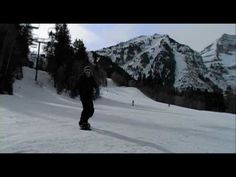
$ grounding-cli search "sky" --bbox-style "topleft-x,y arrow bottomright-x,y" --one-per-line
31,24 -> 236,53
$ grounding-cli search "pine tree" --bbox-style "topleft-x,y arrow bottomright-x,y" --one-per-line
146,70 -> 153,88
45,31 -> 56,76
45,24 -> 73,91
18,24 -> 33,66
142,74 -> 146,86
73,39 -> 89,64
0,24 -> 33,94
54,24 -> 72,67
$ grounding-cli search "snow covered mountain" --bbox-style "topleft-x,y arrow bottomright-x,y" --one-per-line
96,34 -> 218,92
201,34 -> 236,92
0,67 -> 235,153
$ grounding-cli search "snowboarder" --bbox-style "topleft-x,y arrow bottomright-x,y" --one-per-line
76,65 -> 98,130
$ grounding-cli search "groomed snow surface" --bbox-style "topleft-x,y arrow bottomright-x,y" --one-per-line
0,67 -> 235,153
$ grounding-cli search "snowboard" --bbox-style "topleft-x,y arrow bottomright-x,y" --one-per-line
79,123 -> 92,131
80,126 -> 92,131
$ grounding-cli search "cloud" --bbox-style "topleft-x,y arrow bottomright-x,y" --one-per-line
68,24 -> 101,44
32,24 -> 102,50
100,24 -> 137,44
32,24 -> 236,52
69,24 -> 138,50
154,24 -> 236,51
31,24 -> 53,39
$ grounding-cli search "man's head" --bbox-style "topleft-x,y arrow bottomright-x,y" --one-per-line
83,66 -> 92,78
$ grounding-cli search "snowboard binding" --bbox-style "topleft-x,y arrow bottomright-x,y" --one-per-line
79,122 -> 91,130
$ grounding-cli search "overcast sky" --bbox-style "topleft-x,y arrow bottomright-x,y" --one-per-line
32,24 -> 236,52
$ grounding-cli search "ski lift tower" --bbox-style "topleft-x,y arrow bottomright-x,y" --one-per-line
31,25 -> 53,81
33,37 -> 49,81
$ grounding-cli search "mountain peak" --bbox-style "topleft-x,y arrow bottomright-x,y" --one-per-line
221,33 -> 236,39
96,32 -> 212,91
201,33 -> 236,91
126,33 -> 169,43
218,33 -> 236,46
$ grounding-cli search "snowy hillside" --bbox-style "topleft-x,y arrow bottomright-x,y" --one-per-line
96,34 -> 217,91
201,34 -> 236,92
0,67 -> 235,153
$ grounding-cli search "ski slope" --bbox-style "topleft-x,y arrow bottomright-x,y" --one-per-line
0,67 -> 235,153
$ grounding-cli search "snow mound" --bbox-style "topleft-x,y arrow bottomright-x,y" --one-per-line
0,67 -> 235,153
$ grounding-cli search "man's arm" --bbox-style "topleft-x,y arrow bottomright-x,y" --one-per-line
74,75 -> 82,93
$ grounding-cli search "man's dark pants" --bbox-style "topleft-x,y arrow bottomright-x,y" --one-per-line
80,97 -> 94,124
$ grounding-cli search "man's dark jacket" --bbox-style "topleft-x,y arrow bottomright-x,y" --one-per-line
76,74 -> 98,99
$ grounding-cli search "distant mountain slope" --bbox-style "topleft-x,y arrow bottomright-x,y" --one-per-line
201,34 -> 236,92
96,34 -> 218,91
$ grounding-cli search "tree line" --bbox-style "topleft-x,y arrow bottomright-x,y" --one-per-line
44,24 -> 106,98
135,73 -> 235,114
0,24 -> 33,94
92,52 -> 235,114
